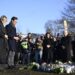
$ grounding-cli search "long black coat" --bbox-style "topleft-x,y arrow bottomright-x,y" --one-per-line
43,37 -> 54,63
72,39 -> 75,61
6,23 -> 17,51
0,23 -> 8,63
61,35 -> 72,62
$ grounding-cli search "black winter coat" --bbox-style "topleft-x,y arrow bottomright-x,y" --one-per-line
43,37 -> 54,63
0,23 -> 8,50
6,23 -> 17,51
0,23 -> 8,64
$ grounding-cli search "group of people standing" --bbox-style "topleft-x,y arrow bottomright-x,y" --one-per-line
0,15 -> 75,69
19,31 -> 75,65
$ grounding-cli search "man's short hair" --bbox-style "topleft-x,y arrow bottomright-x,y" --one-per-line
11,16 -> 18,21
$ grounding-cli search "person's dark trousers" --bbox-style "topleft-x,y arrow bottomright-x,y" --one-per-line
0,50 -> 8,64
22,50 -> 31,65
30,50 -> 35,62
72,41 -> 75,62
35,49 -> 43,64
47,49 -> 53,64
8,51 -> 15,67
27,52 -> 31,64
67,49 -> 72,62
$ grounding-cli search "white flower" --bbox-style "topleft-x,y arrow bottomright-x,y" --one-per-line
32,62 -> 36,65
47,64 -> 51,67
41,63 -> 47,71
65,66 -> 72,74
35,63 -> 40,69
60,67 -> 64,73
58,61 -> 63,65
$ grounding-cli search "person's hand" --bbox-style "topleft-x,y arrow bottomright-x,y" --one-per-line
5,34 -> 8,39
47,45 -> 51,48
62,46 -> 65,49
14,36 -> 19,41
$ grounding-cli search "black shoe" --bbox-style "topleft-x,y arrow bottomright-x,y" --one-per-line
7,66 -> 11,69
7,65 -> 15,69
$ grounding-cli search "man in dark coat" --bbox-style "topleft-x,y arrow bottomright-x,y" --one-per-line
42,32 -> 54,63
0,15 -> 8,64
6,17 -> 19,68
60,33 -> 72,62
72,36 -> 75,61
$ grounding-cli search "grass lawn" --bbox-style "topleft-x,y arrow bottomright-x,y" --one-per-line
0,69 -> 75,75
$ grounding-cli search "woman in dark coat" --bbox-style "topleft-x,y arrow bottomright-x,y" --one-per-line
42,32 -> 54,63
0,15 -> 8,64
60,33 -> 72,62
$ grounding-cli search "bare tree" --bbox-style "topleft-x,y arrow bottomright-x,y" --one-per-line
45,20 -> 64,36
45,20 -> 55,35
62,0 -> 75,33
